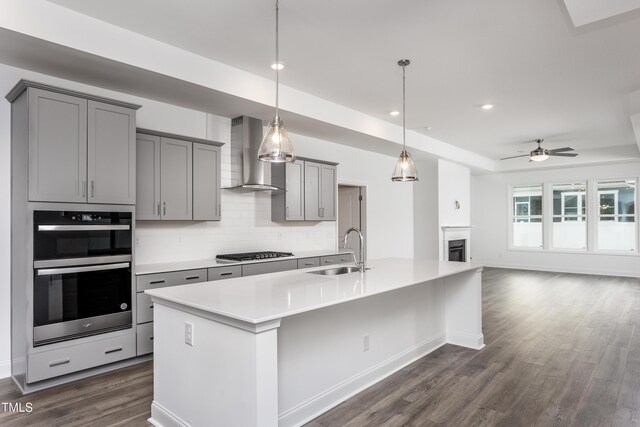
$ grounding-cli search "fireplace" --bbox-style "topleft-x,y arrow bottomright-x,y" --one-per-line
448,239 -> 466,262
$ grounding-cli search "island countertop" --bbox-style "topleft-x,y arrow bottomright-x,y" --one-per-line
145,258 -> 482,325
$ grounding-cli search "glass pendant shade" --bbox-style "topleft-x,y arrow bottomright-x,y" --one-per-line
258,116 -> 294,162
391,149 -> 418,182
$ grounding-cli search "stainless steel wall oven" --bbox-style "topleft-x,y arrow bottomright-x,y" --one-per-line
32,211 -> 133,346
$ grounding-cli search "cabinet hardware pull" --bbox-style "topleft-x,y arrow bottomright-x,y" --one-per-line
149,305 -> 154,309
90,180 -> 95,198
156,201 -> 160,216
162,202 -> 166,216
304,263 -> 314,266
149,280 -> 165,285
104,347 -> 123,354
185,276 -> 199,280
81,181 -> 86,198
49,358 -> 70,367
217,203 -> 221,217
318,208 -> 321,218
286,206 -> 289,218
149,336 -> 154,341
220,272 -> 233,276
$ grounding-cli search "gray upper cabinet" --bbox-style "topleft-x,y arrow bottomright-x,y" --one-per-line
160,137 -> 193,220
304,161 -> 322,221
136,129 -> 223,221
136,133 -> 161,220
272,160 -> 304,221
27,89 -> 88,203
320,164 -> 337,221
193,142 -> 221,221
87,101 -> 136,205
9,82 -> 141,205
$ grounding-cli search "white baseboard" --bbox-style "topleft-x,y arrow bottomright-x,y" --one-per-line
278,334 -> 447,427
484,262 -> 640,278
150,401 -> 190,427
0,360 -> 10,379
446,332 -> 485,350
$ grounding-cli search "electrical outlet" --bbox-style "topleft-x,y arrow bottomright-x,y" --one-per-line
363,334 -> 370,352
135,237 -> 141,248
185,322 -> 194,346
178,236 -> 184,244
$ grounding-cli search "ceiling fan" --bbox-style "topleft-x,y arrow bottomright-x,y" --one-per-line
500,139 -> 578,162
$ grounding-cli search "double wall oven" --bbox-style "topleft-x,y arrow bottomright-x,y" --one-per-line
32,210 -> 133,346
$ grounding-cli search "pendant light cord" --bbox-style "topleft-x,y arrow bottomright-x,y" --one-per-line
275,0 -> 280,120
402,64 -> 406,152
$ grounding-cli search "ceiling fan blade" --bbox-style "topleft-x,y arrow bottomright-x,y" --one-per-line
500,154 -> 531,160
548,147 -> 574,153
549,152 -> 578,157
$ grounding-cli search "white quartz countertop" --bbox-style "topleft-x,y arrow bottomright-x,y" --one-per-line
145,258 -> 482,324
135,249 -> 354,275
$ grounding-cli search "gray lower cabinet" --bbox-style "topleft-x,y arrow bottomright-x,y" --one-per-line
193,142 -> 221,221
27,333 -> 136,383
320,254 -> 355,266
241,259 -> 298,277
208,265 -> 242,281
297,257 -> 320,269
136,129 -> 223,221
10,82 -> 140,205
135,268 -> 207,356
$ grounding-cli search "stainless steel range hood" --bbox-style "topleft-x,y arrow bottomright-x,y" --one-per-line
224,116 -> 284,192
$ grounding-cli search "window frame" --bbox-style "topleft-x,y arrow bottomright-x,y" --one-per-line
508,183 -> 544,250
550,182 -> 588,251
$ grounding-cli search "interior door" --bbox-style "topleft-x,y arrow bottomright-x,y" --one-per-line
338,186 -> 362,261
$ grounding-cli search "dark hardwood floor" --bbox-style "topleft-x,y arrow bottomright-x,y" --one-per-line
1,268 -> 639,426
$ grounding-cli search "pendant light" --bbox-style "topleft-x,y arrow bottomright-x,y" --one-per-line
391,59 -> 419,182
258,0 -> 294,163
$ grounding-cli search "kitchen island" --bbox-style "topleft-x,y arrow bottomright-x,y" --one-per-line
146,258 -> 484,427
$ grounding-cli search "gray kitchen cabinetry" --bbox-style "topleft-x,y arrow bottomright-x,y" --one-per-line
320,254 -> 355,266
304,160 -> 337,221
272,160 -> 305,221
297,257 -> 320,269
242,259 -> 298,277
136,129 -> 223,221
7,81 -> 140,205
193,142 -> 221,220
273,158 -> 337,222
208,265 -> 242,281
135,268 -> 207,356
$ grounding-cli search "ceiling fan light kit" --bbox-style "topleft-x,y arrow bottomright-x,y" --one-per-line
500,139 -> 578,162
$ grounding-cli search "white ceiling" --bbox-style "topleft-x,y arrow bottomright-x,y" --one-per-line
47,0 -> 640,163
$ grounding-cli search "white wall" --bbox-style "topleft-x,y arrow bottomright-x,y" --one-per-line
437,159 -> 471,259
0,63 -> 417,378
413,158 -> 439,260
472,162 -> 640,277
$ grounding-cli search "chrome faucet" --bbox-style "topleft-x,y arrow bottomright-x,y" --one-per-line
341,227 -> 365,272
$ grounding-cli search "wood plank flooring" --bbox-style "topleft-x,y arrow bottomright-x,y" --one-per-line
1,268 -> 639,426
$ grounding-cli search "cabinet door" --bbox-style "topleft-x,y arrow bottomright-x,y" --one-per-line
304,161 -> 322,221
136,133 -> 161,220
28,88 -> 87,203
321,164 -> 337,220
160,137 -> 192,220
87,101 -> 136,204
285,160 -> 304,220
193,143 -> 221,221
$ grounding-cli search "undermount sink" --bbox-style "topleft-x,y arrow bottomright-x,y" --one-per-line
308,266 -> 371,276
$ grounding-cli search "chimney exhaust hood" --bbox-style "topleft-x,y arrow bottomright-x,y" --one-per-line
224,116 -> 284,192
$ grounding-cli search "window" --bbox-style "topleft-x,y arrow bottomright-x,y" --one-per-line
512,185 -> 542,248
597,180 -> 636,251
552,182 -> 586,249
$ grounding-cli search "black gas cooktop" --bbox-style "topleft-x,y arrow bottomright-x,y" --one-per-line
216,251 -> 294,262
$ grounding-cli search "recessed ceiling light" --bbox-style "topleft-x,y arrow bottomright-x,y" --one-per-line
390,111 -> 400,116
271,62 -> 284,70
481,104 -> 494,110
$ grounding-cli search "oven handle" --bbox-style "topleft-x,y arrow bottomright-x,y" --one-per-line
37,263 -> 130,276
37,225 -> 130,231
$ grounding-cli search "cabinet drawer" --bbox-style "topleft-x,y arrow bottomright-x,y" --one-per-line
208,266 -> 242,281
136,268 -> 207,292
242,259 -> 298,277
27,333 -> 135,383
136,322 -> 154,356
320,254 -> 354,266
297,257 -> 320,269
136,292 -> 154,324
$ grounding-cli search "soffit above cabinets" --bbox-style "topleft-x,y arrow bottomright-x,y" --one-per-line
563,0 -> 640,27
